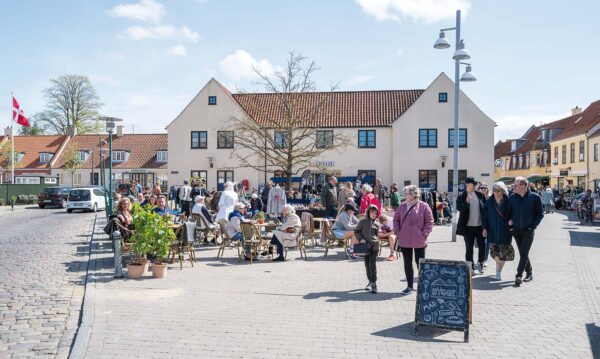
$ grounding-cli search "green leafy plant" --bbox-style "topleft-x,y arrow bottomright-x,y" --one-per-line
254,211 -> 266,220
130,205 -> 175,264
10,195 -> 17,204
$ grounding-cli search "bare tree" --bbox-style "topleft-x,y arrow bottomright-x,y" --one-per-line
62,142 -> 83,186
18,122 -> 46,135
35,74 -> 103,134
227,52 -> 348,188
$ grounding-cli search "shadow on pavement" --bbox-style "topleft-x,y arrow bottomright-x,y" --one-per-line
372,322 -> 459,343
472,275 -> 514,290
587,323 -> 600,359
303,289 -> 403,302
569,230 -> 600,248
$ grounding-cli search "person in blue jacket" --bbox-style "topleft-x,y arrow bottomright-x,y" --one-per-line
482,182 -> 514,281
506,176 -> 544,287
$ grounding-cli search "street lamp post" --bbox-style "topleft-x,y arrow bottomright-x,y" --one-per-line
433,9 -> 477,242
99,117 -> 123,212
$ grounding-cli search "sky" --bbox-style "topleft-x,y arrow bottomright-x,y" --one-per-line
1,0 -> 599,142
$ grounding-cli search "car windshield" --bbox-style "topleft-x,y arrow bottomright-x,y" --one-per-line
43,188 -> 60,195
69,190 -> 91,201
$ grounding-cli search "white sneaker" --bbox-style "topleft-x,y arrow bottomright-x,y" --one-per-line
478,265 -> 484,275
495,272 -> 502,280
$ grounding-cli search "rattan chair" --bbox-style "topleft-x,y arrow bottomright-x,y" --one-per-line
113,220 -> 133,255
322,220 -> 349,259
168,222 -> 195,269
283,230 -> 308,261
300,212 -> 321,246
217,219 -> 243,260
191,213 -> 218,244
240,222 -> 263,264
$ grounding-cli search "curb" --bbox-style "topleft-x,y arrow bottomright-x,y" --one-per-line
68,214 -> 98,359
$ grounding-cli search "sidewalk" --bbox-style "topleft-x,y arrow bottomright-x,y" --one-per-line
82,212 -> 598,358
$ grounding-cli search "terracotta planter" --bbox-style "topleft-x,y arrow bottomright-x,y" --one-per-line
152,262 -> 168,278
127,263 -> 145,279
257,218 -> 265,224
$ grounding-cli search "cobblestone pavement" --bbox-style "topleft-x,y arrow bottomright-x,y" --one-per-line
0,206 -> 96,359
84,211 -> 599,358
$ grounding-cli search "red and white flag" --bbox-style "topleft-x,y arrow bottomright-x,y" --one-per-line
12,96 -> 30,127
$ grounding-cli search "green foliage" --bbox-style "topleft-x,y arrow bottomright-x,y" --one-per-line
0,141 -> 22,171
130,204 -> 176,262
254,211 -> 266,220
18,122 -> 46,135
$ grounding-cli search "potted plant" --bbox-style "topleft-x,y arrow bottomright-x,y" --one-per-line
255,211 -> 266,224
148,213 -> 176,278
128,206 -> 155,278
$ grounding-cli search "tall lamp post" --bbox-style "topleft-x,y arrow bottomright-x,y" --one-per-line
433,9 -> 477,242
99,117 -> 123,212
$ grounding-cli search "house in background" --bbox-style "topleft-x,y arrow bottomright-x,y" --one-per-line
167,73 -> 495,192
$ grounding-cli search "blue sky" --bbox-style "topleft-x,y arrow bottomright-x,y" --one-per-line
2,0 -> 599,141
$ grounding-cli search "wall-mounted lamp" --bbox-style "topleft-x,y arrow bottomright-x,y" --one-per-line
440,155 -> 448,168
208,155 -> 215,169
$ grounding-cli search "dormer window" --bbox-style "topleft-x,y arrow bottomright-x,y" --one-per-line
112,151 -> 128,163
157,150 -> 167,162
39,152 -> 54,163
78,151 -> 89,162
16,152 -> 25,163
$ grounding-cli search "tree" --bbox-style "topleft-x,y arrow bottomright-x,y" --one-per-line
227,52 -> 349,188
0,140 -> 22,179
18,122 -> 46,135
35,74 -> 103,135
62,142 -> 83,186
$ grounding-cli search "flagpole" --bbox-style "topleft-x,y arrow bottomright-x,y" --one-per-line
10,93 -> 14,184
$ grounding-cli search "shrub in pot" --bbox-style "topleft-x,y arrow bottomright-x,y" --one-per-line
149,216 -> 175,278
128,206 -> 154,278
255,211 -> 266,224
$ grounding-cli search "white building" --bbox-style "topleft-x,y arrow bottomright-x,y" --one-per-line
166,73 -> 495,192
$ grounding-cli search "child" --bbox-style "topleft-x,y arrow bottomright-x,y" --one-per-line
354,205 -> 381,294
378,215 -> 397,261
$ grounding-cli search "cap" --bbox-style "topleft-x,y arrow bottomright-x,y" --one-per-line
344,203 -> 358,212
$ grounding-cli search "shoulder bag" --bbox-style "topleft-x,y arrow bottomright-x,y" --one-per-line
393,203 -> 417,252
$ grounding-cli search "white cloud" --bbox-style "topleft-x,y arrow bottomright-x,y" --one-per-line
341,75 -> 374,87
120,25 -> 199,42
108,0 -> 165,23
168,44 -> 187,56
494,113 -> 569,142
355,0 -> 471,23
219,50 -> 276,81
90,75 -> 121,87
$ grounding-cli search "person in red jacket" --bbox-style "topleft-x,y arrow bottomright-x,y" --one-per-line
359,184 -> 382,215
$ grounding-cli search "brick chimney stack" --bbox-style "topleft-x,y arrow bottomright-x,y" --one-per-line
571,106 -> 582,116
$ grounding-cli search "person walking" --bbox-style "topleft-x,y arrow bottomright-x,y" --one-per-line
541,187 -> 553,214
355,205 -> 381,294
506,176 -> 544,287
178,179 -> 193,217
321,176 -> 338,218
456,177 -> 487,274
482,182 -> 514,280
393,185 -> 434,295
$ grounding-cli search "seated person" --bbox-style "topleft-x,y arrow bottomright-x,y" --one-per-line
225,202 -> 248,242
377,215 -> 396,261
332,204 -> 359,258
249,193 -> 263,216
192,195 -> 215,229
142,194 -> 157,207
116,197 -> 133,229
136,193 -> 144,203
270,204 -> 302,262
152,195 -> 174,217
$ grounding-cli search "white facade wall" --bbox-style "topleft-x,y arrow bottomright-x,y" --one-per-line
167,74 -> 495,192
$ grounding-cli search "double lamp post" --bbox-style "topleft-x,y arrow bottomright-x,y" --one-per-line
433,9 -> 477,242
99,116 -> 123,213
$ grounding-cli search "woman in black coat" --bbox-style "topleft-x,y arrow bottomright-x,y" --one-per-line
482,182 -> 514,280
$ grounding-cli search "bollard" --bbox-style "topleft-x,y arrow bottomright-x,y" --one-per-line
113,230 -> 124,278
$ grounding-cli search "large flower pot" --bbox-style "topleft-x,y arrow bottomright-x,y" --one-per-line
127,263 -> 145,279
152,262 -> 168,278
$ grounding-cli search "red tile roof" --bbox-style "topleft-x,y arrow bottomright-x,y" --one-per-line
52,134 -> 168,170
232,90 -> 425,127
494,140 -> 512,159
549,100 -> 600,141
0,135 -> 68,169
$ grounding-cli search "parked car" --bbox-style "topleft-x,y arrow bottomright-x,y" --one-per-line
117,183 -> 131,196
38,187 -> 72,208
66,188 -> 106,213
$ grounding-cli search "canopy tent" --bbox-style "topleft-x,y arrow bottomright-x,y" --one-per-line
527,175 -> 549,182
270,177 -> 302,184
497,176 -> 515,182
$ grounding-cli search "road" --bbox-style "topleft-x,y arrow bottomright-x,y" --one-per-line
0,206 -> 96,359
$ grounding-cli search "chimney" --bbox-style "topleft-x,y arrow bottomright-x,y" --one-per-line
572,106 -> 582,116
116,125 -> 124,137
66,125 -> 77,137
4,127 -> 10,136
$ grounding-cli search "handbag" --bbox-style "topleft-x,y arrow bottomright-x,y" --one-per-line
353,243 -> 369,256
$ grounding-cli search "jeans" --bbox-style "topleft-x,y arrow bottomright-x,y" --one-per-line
513,228 -> 534,277
364,252 -> 377,284
400,247 -> 426,288
270,236 -> 283,257
483,238 -> 490,262
463,226 -> 485,268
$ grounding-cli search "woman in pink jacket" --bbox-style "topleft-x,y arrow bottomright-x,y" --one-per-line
393,185 -> 434,295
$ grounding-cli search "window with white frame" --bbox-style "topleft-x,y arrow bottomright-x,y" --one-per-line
157,150 -> 167,162
72,173 -> 82,186
39,152 -> 53,163
112,151 -> 127,162
78,151 -> 89,162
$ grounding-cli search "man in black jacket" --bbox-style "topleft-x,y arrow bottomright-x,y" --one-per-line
506,176 -> 544,287
321,176 -> 338,218
456,177 -> 487,274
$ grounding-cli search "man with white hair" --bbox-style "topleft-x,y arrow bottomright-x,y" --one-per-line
359,184 -> 382,215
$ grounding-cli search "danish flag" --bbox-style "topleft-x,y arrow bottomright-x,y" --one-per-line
12,96 -> 30,127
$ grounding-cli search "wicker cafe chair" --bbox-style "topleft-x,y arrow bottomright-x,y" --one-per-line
240,222 -> 262,264
217,219 -> 243,260
300,212 -> 321,246
322,220 -> 349,259
192,213 -> 219,244
168,222 -> 195,270
113,220 -> 133,255
283,229 -> 308,261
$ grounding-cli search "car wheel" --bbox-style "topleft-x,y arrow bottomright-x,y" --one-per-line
39,204 -> 45,209
61,199 -> 67,208
93,203 -> 98,212
67,209 -> 73,213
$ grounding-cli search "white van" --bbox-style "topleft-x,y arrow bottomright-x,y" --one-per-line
66,188 -> 107,213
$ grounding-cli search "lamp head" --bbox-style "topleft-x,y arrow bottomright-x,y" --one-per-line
434,31 -> 451,49
460,64 -> 477,82
452,39 -> 471,60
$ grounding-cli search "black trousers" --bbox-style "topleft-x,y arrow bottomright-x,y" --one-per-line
463,226 -> 485,267
325,207 -> 337,218
270,236 -> 283,257
364,252 -> 377,284
513,228 -> 534,277
181,201 -> 192,217
400,247 -> 426,288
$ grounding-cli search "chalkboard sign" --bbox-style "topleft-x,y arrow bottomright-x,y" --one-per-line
413,259 -> 473,342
